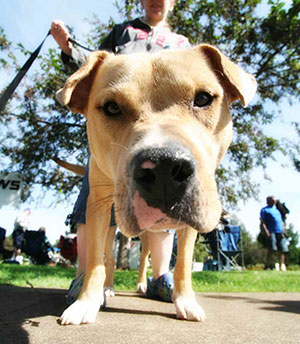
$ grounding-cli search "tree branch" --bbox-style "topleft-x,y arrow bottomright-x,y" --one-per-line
255,43 -> 287,78
4,112 -> 83,128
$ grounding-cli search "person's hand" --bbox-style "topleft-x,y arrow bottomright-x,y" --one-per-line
51,20 -> 72,55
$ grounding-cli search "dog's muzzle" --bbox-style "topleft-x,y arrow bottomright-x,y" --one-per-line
130,144 -> 195,214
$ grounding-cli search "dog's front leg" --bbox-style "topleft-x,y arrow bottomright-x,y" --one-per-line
173,227 -> 206,321
60,165 -> 113,325
104,224 -> 117,297
59,207 -> 110,325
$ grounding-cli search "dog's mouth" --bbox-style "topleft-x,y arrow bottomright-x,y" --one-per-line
133,191 -> 185,231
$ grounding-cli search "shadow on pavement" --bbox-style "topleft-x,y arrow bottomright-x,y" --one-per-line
204,293 -> 300,315
0,285 -> 177,344
0,285 -> 66,344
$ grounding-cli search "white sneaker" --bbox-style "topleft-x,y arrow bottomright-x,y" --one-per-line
275,263 -> 280,271
280,264 -> 287,272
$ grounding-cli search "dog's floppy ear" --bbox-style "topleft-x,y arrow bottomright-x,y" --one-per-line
56,51 -> 109,114
196,44 -> 257,107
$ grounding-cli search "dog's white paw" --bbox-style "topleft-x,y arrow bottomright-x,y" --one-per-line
104,286 -> 115,298
174,294 -> 206,322
59,299 -> 101,325
137,282 -> 147,294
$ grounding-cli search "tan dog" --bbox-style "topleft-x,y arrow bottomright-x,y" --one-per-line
54,157 -> 151,295
57,44 -> 256,325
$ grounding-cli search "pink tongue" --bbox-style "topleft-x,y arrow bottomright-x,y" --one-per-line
133,191 -> 166,230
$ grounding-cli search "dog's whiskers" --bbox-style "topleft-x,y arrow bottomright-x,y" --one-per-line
110,141 -> 129,151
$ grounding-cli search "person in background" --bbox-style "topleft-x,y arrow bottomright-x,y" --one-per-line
12,208 -> 31,250
260,196 -> 289,271
51,0 -> 190,304
14,208 -> 31,232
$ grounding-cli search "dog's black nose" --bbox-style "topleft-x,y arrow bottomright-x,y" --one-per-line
131,145 -> 195,213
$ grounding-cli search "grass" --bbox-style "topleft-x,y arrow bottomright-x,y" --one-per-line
192,270 -> 300,292
1,264 -> 300,292
0,264 -> 75,289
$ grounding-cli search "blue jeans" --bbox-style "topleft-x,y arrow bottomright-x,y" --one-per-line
268,233 -> 289,252
66,158 -> 116,227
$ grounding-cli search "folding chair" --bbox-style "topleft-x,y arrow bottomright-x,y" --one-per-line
23,230 -> 52,265
0,227 -> 6,256
58,234 -> 77,264
202,225 -> 244,271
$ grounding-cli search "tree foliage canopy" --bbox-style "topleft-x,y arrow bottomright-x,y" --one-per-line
0,0 -> 299,207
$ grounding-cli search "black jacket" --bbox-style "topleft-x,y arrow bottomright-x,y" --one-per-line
62,18 -> 190,73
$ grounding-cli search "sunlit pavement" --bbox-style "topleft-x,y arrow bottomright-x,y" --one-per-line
1,285 -> 300,344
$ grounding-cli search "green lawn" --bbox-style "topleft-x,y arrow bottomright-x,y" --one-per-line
1,264 -> 299,292
192,270 -> 300,292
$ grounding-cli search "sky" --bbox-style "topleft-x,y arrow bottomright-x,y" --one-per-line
0,0 -> 299,245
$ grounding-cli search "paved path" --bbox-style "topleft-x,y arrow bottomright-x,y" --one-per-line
1,285 -> 300,344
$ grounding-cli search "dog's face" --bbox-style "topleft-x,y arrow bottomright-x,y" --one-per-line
57,45 -> 256,237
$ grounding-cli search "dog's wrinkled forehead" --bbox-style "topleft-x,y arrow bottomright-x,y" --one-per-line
95,53 -> 153,95
93,50 -> 221,106
101,53 -> 152,84
57,45 -> 256,115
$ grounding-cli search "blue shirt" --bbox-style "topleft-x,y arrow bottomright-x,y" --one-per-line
260,206 -> 283,234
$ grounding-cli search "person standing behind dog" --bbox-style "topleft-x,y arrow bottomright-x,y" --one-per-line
51,0 -> 191,303
260,196 -> 289,271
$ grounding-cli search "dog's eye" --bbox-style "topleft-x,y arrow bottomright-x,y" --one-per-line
103,101 -> 122,117
194,92 -> 213,108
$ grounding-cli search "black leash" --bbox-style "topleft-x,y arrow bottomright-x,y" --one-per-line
68,37 -> 94,52
0,31 -> 93,112
0,30 -> 51,112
